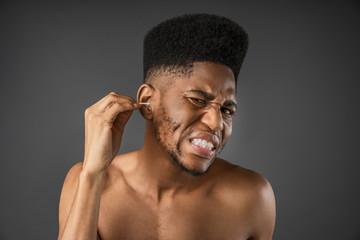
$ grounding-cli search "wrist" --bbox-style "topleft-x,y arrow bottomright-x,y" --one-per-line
80,167 -> 106,183
81,157 -> 109,177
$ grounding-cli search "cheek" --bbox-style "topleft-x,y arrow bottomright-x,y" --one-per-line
223,122 -> 233,141
167,101 -> 199,124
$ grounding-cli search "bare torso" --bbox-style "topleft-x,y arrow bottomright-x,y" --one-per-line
96,152 -> 270,240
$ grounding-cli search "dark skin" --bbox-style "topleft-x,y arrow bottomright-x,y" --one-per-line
58,62 -> 276,240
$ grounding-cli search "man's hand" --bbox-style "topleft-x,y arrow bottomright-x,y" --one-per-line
58,92 -> 140,240
83,92 -> 140,174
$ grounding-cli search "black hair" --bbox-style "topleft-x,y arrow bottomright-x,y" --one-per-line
143,13 -> 248,83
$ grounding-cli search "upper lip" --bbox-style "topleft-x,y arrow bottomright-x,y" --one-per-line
189,133 -> 220,150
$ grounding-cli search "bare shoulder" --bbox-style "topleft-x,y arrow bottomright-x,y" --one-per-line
59,162 -> 83,199
59,162 -> 83,198
61,162 -> 83,187
58,162 -> 83,233
106,151 -> 138,177
210,158 -> 273,196
210,158 -> 276,238
58,160 -> 83,193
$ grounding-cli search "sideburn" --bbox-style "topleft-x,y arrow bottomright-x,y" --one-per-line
152,103 -> 181,153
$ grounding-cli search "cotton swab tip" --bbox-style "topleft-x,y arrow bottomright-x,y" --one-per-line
139,102 -> 150,105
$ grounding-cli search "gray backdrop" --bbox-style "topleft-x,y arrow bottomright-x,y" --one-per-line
1,0 -> 359,239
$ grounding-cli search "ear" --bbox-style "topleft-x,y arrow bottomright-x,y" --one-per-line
137,84 -> 154,120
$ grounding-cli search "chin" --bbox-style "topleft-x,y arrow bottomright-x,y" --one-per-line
171,155 -> 214,177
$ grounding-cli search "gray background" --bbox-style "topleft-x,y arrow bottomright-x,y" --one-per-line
0,0 -> 359,239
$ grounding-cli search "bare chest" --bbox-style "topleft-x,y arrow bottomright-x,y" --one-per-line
97,188 -> 251,240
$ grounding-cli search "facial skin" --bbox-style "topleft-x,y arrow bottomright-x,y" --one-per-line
149,62 -> 237,176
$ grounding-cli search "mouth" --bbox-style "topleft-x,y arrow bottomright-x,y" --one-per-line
190,138 -> 216,150
188,134 -> 220,158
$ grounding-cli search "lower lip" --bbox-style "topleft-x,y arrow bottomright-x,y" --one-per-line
189,142 -> 216,158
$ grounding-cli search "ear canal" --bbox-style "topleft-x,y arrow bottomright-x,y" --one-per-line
136,83 -> 154,120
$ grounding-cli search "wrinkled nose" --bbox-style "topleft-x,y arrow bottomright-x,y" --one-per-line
201,103 -> 223,132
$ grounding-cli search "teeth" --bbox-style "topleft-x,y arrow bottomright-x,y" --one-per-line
191,138 -> 214,150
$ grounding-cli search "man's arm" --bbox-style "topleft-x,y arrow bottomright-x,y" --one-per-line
57,92 -> 140,240
248,176 -> 276,240
58,162 -> 104,240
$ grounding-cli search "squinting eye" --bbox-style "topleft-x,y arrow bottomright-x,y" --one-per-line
221,107 -> 234,116
190,98 -> 206,104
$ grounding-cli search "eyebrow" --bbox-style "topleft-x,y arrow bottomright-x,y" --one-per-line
185,90 -> 237,109
186,90 -> 215,100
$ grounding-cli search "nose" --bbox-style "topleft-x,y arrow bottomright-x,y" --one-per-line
201,103 -> 223,132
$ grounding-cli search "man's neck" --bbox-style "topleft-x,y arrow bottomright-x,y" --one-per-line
121,122 -> 205,204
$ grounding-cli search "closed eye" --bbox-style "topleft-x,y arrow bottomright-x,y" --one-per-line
190,98 -> 206,105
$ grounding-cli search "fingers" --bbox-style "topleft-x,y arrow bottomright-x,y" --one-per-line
91,92 -> 137,113
103,101 -> 138,124
85,92 -> 142,128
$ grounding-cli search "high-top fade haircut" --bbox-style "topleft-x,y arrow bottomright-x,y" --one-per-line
143,13 -> 248,84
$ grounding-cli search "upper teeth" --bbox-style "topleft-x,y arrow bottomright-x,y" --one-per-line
191,138 -> 214,150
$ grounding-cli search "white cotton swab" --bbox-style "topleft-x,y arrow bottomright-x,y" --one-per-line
139,102 -> 150,105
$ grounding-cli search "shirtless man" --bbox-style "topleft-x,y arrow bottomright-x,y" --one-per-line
58,14 -> 276,240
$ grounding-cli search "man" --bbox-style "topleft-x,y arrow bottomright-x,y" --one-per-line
58,14 -> 276,240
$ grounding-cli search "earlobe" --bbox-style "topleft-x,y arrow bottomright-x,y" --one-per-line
137,84 -> 153,120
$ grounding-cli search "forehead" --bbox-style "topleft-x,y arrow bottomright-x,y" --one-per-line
167,62 -> 236,99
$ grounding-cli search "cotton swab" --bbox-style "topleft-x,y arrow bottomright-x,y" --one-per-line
139,102 -> 150,105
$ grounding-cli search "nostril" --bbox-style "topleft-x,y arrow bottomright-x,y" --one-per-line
202,110 -> 223,132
